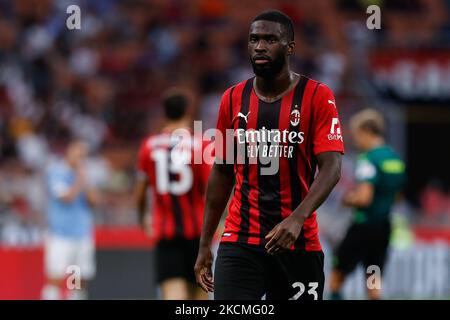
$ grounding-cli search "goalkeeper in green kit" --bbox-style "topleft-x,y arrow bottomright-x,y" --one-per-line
330,109 -> 406,300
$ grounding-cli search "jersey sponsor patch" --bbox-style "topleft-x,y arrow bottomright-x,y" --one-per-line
327,117 -> 342,141
381,159 -> 405,174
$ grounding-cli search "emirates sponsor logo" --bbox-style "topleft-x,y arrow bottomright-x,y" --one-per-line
235,127 -> 305,145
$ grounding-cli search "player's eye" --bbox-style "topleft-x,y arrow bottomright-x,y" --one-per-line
249,37 -> 257,43
268,38 -> 277,44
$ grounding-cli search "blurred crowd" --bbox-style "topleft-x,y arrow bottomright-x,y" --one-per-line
0,0 -> 449,244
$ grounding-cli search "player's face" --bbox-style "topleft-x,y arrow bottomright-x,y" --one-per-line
352,127 -> 369,151
248,21 -> 291,78
67,141 -> 87,167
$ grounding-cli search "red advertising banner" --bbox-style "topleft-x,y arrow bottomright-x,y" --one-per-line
370,49 -> 450,102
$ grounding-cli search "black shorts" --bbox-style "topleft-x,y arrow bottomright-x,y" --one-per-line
155,237 -> 199,284
333,221 -> 391,276
214,242 -> 325,300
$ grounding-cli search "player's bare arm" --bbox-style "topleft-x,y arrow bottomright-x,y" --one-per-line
342,182 -> 374,208
265,151 -> 342,255
194,162 -> 235,293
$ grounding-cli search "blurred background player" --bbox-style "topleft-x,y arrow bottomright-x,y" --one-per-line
135,89 -> 210,300
329,109 -> 406,300
41,139 -> 100,300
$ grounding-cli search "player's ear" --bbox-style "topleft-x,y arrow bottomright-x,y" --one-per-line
287,41 -> 295,56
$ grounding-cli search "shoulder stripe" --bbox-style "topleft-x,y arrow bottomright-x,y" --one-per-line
289,76 -> 308,249
237,78 -> 254,244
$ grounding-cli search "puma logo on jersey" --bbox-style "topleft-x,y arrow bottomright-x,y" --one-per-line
328,100 -> 336,108
237,111 -> 251,123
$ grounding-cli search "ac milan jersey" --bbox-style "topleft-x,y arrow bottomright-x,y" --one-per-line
215,75 -> 345,251
138,129 -> 211,241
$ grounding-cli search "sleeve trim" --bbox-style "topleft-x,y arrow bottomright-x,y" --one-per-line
314,147 -> 345,156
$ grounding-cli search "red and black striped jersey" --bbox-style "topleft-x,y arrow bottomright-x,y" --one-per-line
215,75 -> 345,251
137,129 -> 211,241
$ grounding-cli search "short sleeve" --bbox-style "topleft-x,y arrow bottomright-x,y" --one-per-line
201,139 -> 213,186
355,156 -> 378,184
191,134 -> 213,191
197,138 -> 213,192
215,87 -> 233,163
311,84 -> 345,156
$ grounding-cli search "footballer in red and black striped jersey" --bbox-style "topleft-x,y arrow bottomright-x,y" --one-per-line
195,10 -> 344,300
138,131 -> 210,242
136,89 -> 211,300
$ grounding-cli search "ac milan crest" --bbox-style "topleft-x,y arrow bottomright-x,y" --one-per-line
290,108 -> 301,126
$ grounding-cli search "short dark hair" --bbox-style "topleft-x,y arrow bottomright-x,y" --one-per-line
162,89 -> 188,120
252,10 -> 294,41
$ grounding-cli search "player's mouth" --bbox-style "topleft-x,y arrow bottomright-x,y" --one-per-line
253,55 -> 271,65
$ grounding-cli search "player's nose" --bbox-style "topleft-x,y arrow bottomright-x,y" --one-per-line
254,41 -> 267,52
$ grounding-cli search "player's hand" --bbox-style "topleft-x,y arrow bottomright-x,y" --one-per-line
76,165 -> 88,190
194,246 -> 214,293
265,215 -> 304,255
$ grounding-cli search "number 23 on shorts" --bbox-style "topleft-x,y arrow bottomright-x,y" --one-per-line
289,282 -> 319,300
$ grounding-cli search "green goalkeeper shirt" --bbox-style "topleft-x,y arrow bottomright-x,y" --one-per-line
353,145 -> 406,224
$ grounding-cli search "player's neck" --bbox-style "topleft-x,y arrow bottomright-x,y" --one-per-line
367,137 -> 385,150
163,119 -> 189,132
254,68 -> 298,103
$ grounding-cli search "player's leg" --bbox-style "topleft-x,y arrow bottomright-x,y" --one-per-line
363,221 -> 391,300
330,224 -> 366,300
155,238 -> 190,300
41,234 -> 71,300
214,243 -> 266,300
267,250 -> 325,300
67,236 -> 96,300
366,277 -> 381,300
160,278 -> 189,300
189,284 -> 209,300
41,278 -> 64,300
329,269 -> 345,300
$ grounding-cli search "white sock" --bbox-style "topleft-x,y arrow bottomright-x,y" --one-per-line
67,289 -> 88,300
41,285 -> 61,300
